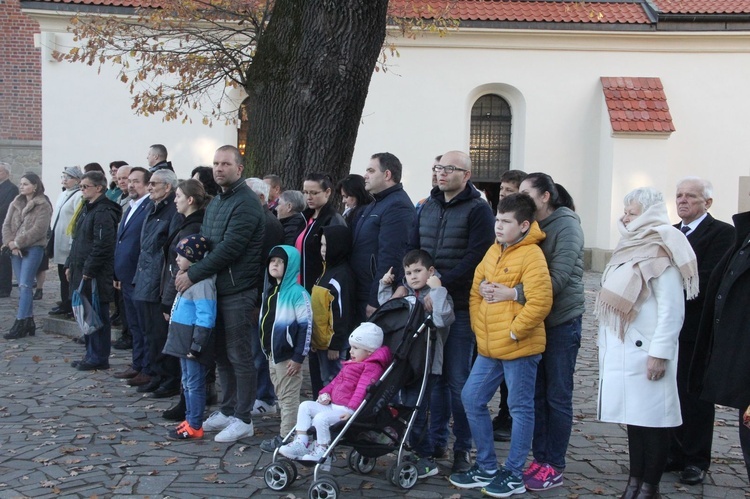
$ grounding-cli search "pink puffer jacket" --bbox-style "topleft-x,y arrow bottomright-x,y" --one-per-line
319,346 -> 392,410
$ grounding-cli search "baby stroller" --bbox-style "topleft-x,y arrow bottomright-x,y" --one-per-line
263,296 -> 435,498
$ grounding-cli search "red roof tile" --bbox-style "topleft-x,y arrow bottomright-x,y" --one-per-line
390,1 -> 651,24
600,77 -> 675,133
651,0 -> 750,15
31,0 -> 144,5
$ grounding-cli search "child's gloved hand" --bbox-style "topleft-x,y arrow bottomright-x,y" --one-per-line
381,267 -> 395,286
427,275 -> 442,288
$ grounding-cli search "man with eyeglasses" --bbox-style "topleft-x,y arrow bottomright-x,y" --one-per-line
131,169 -> 180,399
405,150 -> 495,476
350,152 -> 415,322
113,167 -> 153,386
175,145 -> 265,444
65,171 -> 122,371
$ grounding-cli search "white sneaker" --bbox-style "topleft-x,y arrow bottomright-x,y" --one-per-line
278,439 -> 309,459
203,411 -> 234,432
251,400 -> 278,415
215,418 -> 254,443
301,443 -> 328,461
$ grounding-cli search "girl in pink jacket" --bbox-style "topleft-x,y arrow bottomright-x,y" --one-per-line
279,322 -> 392,461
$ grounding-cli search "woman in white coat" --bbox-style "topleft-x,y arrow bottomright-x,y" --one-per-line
48,166 -> 83,316
596,187 -> 698,499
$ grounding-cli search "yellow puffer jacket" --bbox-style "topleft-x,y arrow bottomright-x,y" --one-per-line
470,221 -> 553,360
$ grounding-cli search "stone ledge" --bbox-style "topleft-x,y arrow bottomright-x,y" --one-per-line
44,316 -> 121,340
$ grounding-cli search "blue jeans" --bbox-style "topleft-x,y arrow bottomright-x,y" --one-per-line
428,310 -> 474,453
309,349 -> 345,399
462,354 -> 540,475
250,317 -> 276,405
181,358 -> 207,429
11,246 -> 44,319
215,289 -> 257,424
532,316 -> 582,470
83,292 -> 111,366
123,285 -> 149,373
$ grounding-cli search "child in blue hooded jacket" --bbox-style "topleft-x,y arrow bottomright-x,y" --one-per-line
259,245 -> 313,445
162,234 -> 217,441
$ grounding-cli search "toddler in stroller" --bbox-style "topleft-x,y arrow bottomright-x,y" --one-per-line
263,297 -> 434,497
279,322 -> 392,461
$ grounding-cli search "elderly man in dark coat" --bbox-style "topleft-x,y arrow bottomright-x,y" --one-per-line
667,177 -> 734,485
690,207 -> 750,483
66,171 -> 122,371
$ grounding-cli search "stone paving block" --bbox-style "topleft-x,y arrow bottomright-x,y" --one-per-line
134,473 -> 177,494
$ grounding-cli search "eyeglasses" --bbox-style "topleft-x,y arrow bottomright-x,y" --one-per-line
432,165 -> 469,174
80,184 -> 95,190
302,190 -> 323,197
148,181 -> 166,187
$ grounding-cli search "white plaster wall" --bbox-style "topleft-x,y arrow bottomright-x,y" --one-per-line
351,30 -> 750,251
27,12 -> 750,250
37,28 -> 235,204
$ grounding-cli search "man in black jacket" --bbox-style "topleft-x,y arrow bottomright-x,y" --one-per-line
66,171 -> 122,371
407,150 -> 496,475
668,177 -> 734,485
146,144 -> 174,173
0,162 -> 18,298
175,145 -> 265,443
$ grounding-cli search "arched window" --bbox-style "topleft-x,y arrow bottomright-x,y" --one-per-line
470,94 -> 512,182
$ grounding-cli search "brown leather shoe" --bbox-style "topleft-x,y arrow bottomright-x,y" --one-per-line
127,372 -> 151,386
113,367 -> 140,379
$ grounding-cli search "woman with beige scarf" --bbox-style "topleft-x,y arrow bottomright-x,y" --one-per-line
596,187 -> 698,499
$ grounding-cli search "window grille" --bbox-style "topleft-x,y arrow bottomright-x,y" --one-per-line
470,94 -> 512,181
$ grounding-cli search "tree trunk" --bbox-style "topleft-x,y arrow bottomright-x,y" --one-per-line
244,0 -> 389,192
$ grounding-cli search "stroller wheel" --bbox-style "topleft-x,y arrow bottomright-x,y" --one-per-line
348,449 -> 377,474
263,459 -> 296,491
392,462 -> 418,489
308,477 -> 339,499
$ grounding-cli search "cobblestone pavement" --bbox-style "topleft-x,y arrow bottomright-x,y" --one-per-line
0,273 -> 748,498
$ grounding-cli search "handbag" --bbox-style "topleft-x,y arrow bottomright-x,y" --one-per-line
71,279 -> 104,335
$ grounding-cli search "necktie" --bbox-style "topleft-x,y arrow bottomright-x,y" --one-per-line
680,225 -> 690,235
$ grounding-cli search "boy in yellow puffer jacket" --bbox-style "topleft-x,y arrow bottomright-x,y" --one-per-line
449,193 -> 552,497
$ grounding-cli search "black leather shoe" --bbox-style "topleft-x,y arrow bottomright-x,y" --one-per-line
680,465 -> 706,485
137,379 -> 161,393
49,306 -> 72,316
150,386 -> 180,399
71,360 -> 82,368
76,361 -> 110,371
112,337 -> 132,350
163,393 -> 186,421
33,289 -> 43,300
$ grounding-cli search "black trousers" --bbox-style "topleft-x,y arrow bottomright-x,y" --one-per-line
144,301 -> 180,390
0,249 -> 12,295
57,264 -> 71,309
669,340 -> 714,470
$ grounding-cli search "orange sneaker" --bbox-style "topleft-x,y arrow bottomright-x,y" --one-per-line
167,422 -> 204,440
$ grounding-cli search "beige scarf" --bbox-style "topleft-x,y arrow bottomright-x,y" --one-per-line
595,202 -> 698,340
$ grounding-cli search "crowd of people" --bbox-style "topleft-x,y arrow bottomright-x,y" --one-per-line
0,145 -> 748,498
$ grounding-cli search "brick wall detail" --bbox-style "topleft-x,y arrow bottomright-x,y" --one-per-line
0,0 -> 42,142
